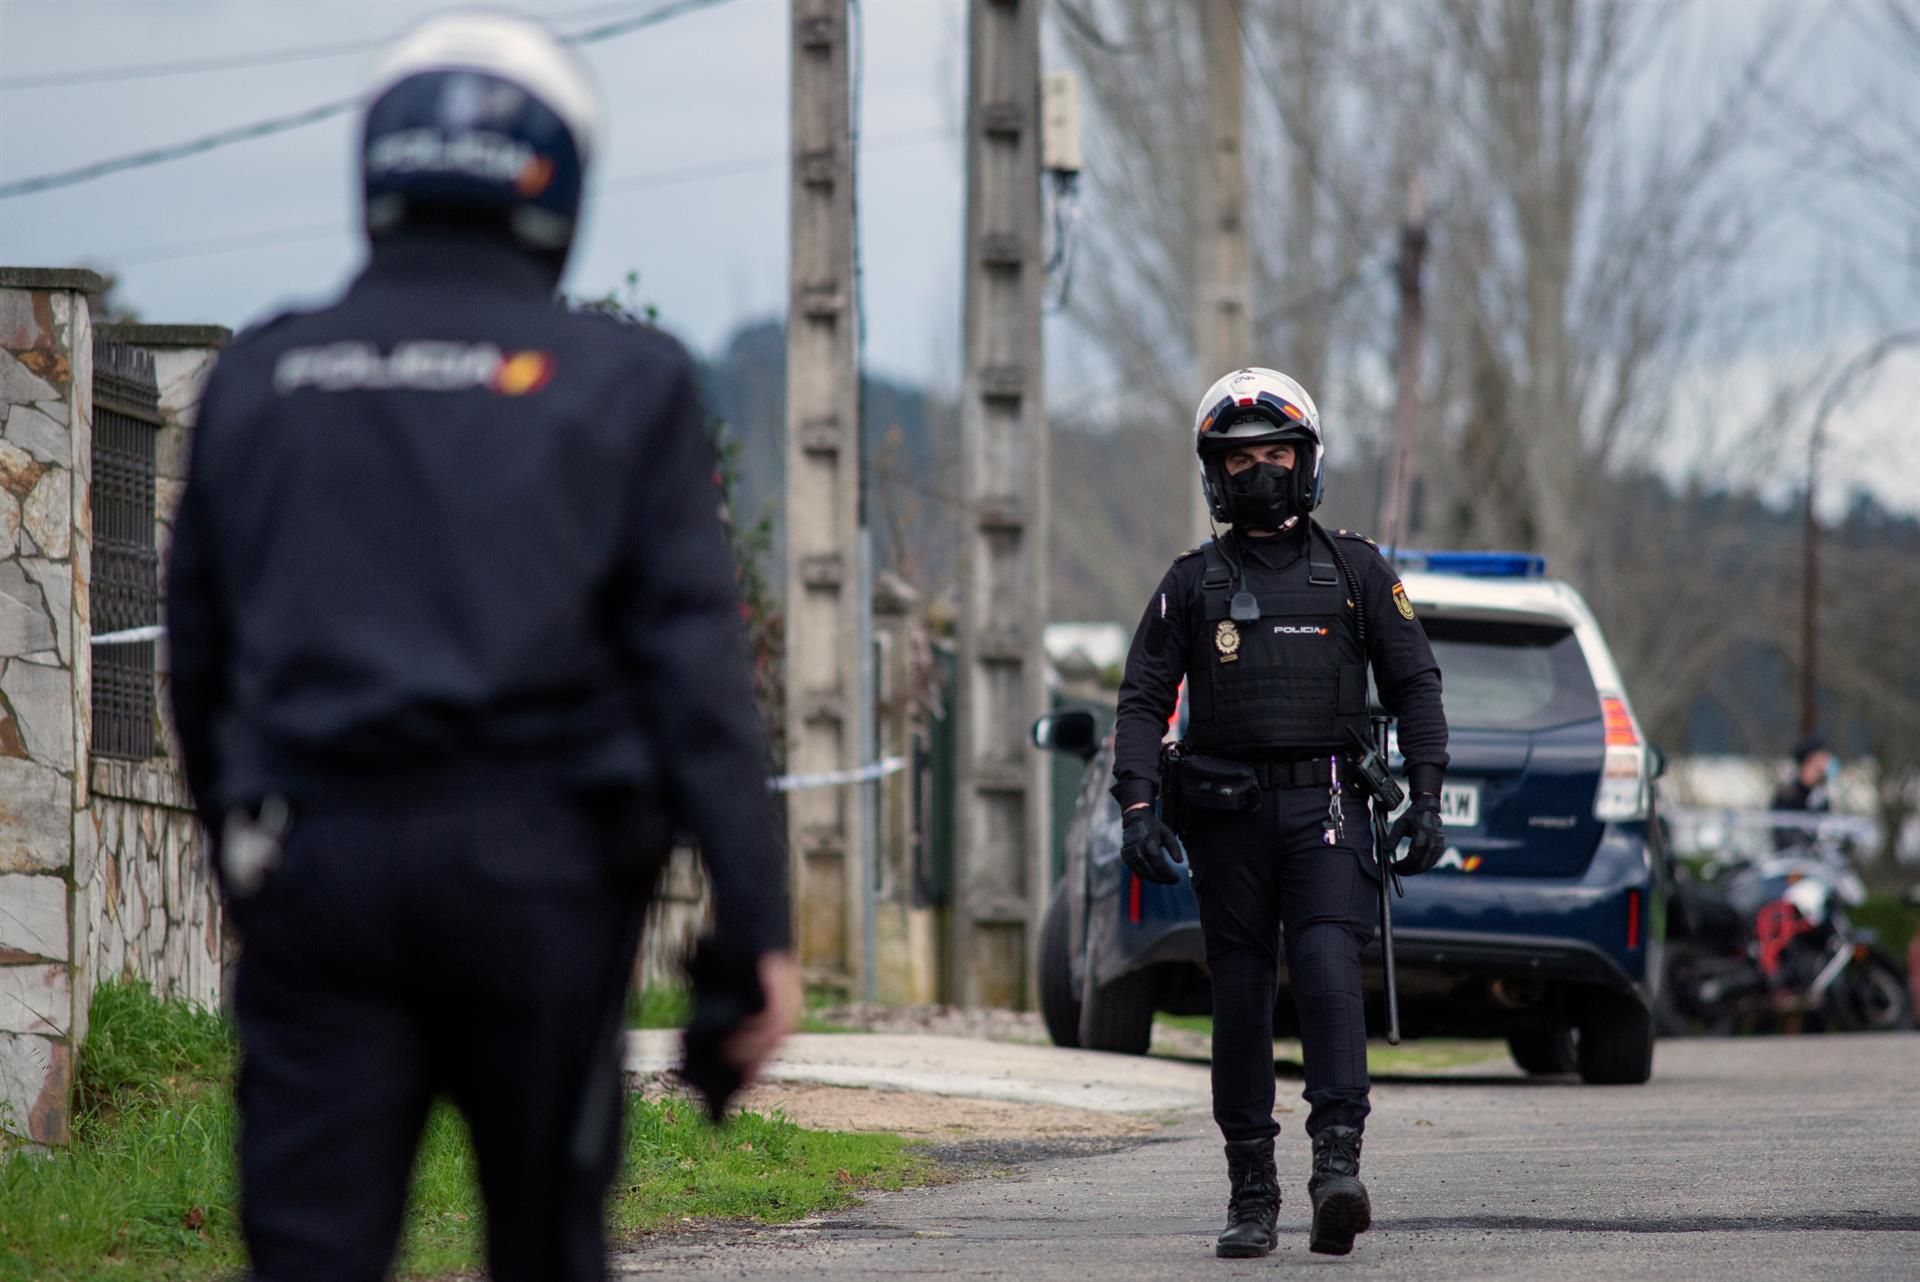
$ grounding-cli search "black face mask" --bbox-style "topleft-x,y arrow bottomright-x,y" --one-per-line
1222,462 -> 1296,529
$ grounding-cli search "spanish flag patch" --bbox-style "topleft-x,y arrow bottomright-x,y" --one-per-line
1391,582 -> 1415,620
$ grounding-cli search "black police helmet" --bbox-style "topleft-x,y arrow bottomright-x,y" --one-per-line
362,13 -> 598,264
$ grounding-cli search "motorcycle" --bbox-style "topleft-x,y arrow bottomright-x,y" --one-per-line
1661,813 -> 1914,1035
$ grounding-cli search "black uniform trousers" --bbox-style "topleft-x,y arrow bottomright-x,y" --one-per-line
1184,781 -> 1378,1143
227,784 -> 666,1282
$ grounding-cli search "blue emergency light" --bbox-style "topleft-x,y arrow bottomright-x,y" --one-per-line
1388,549 -> 1547,578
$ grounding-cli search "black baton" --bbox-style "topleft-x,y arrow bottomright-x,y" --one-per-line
1369,715 -> 1403,1046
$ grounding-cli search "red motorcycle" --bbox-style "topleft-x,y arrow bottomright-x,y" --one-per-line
1661,818 -> 1912,1035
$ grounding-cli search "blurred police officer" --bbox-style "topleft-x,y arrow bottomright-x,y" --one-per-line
1111,368 -> 1449,1259
1772,733 -> 1835,815
165,14 -> 796,1281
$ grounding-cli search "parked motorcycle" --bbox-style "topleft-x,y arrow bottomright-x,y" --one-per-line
1661,815 -> 1913,1035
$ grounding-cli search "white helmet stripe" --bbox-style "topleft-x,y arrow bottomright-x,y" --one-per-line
370,13 -> 600,163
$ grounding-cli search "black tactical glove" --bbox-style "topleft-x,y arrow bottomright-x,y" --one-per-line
1386,794 -> 1446,876
1122,806 -> 1188,885
681,935 -> 765,1123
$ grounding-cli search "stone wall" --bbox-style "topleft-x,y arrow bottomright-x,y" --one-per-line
84,759 -> 222,1014
636,849 -> 709,994
0,273 -> 229,1147
0,269 -> 101,1145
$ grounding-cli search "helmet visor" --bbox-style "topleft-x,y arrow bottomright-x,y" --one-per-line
1195,391 -> 1316,452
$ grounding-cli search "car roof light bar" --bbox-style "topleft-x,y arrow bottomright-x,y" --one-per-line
1389,549 -> 1547,578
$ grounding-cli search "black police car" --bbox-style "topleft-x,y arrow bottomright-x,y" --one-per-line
1034,553 -> 1667,1084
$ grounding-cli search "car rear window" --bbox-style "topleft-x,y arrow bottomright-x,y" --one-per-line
1419,618 -> 1599,731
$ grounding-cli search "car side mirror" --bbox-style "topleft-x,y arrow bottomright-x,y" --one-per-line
1647,745 -> 1669,780
1032,707 -> 1100,760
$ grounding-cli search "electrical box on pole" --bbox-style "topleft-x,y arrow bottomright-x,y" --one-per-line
1042,71 -> 1083,175
953,0 -> 1049,1010
784,0 -> 865,991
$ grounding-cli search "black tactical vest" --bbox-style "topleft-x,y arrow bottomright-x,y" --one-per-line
1182,528 -> 1369,758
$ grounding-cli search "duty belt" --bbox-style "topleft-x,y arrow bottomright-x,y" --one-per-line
1247,757 -> 1338,789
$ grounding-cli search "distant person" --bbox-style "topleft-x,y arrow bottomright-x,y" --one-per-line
165,14 -> 796,1281
1773,734 -> 1835,814
1770,733 -> 1835,851
1110,368 -> 1449,1259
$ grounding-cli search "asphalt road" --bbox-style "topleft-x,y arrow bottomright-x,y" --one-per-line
614,1034 -> 1920,1280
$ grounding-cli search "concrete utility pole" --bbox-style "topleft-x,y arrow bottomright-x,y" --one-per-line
1191,0 -> 1252,542
954,0 -> 1049,1009
1380,175 -> 1428,552
784,0 -> 864,990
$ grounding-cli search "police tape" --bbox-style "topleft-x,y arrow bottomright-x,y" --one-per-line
79,622 -> 902,795
765,756 -> 908,792
91,625 -> 166,645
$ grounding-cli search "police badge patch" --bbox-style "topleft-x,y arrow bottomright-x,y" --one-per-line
1215,619 -> 1241,663
1392,582 -> 1416,620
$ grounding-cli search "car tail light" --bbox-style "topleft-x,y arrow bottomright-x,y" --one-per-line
1594,694 -> 1649,822
1602,696 -> 1639,747
1626,889 -> 1642,950
1128,874 -> 1142,924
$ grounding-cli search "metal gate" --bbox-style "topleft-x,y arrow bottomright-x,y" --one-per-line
90,337 -> 161,760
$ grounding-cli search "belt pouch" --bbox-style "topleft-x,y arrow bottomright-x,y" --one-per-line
1177,755 -> 1262,813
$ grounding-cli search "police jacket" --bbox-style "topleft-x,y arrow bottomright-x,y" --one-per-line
1111,521 -> 1448,811
165,230 -> 789,954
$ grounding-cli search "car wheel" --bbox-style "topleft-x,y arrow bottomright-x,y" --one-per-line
1507,1027 -> 1577,1075
1039,882 -> 1082,1048
1576,990 -> 1655,1085
1079,962 -> 1155,1056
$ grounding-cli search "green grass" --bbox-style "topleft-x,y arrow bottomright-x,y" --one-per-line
1853,893 -> 1920,963
1151,1013 -> 1503,1073
0,982 -> 928,1282
627,983 -> 696,1029
1154,1013 -> 1215,1037
626,983 -> 854,1034
1363,1040 -> 1507,1073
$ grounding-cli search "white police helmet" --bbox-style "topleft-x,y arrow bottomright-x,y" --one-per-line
1191,367 -> 1325,524
362,12 -> 601,259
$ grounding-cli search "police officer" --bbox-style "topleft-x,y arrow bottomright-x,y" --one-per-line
1772,733 -> 1834,815
1111,368 -> 1449,1259
164,15 -> 796,1281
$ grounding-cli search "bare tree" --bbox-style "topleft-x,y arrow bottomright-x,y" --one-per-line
1050,0 -> 1913,773
1823,521 -> 1920,883
1404,1 -> 1815,739
1052,0 -> 1398,564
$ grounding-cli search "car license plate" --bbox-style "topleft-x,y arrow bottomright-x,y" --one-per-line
1441,783 -> 1480,828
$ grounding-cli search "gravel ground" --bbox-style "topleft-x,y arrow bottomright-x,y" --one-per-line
628,1076 -> 1166,1142
809,1003 -> 1054,1043
612,1033 -> 1920,1281
811,1002 -> 1218,1059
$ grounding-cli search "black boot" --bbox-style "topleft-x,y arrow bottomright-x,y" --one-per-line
1215,1137 -> 1280,1259
1307,1126 -> 1371,1256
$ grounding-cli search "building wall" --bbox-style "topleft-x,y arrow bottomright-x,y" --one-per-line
81,327 -> 230,1019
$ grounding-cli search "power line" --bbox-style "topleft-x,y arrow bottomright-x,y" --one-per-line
0,1 -> 653,91
96,129 -> 948,268
0,96 -> 366,202
0,0 -> 739,202
0,39 -> 382,91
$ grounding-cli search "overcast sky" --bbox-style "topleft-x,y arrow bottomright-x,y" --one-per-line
1,0 -> 970,384
2,0 -> 1915,515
